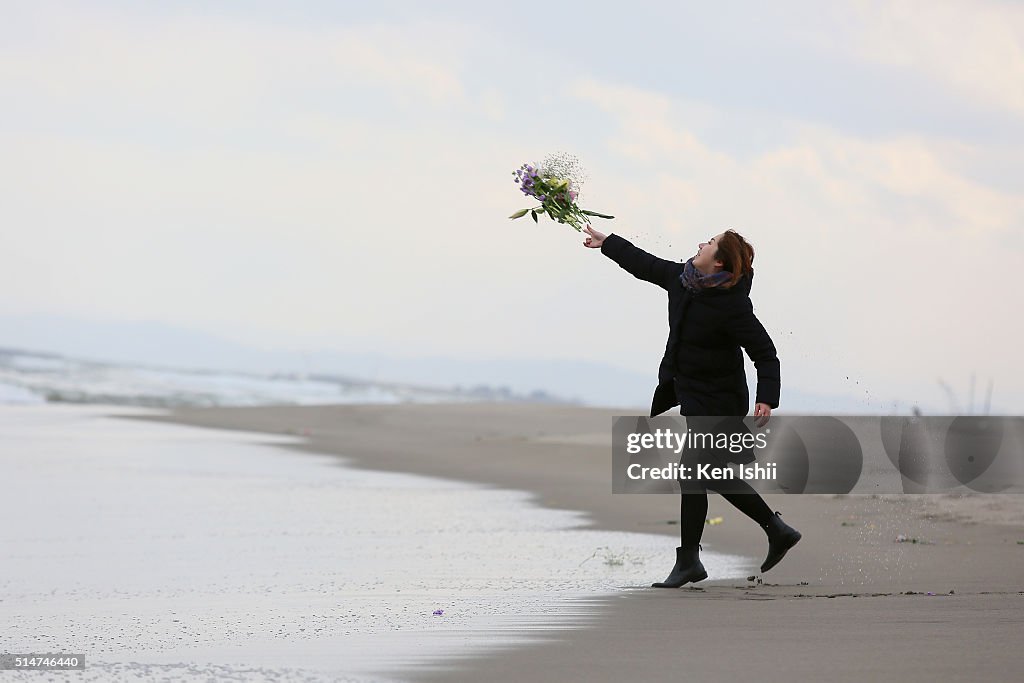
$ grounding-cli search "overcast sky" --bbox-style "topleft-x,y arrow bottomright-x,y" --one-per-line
1,0 -> 1022,410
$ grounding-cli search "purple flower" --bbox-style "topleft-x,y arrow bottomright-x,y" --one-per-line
432,609 -> 444,616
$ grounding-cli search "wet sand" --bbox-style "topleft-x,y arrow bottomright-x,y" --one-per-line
128,402 -> 1024,682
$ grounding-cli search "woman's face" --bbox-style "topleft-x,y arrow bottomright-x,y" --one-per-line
692,232 -> 726,272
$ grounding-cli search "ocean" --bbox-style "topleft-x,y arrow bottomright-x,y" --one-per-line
0,403 -> 751,681
0,347 -> 537,409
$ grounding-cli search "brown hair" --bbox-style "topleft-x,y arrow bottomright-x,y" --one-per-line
714,230 -> 755,288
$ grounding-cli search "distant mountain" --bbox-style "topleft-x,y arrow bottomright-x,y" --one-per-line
0,312 -> 910,413
0,313 -> 651,408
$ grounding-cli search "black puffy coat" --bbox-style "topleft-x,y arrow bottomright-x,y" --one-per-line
601,233 -> 781,420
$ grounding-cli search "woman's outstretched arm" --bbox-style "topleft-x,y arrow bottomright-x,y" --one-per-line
583,225 -> 682,290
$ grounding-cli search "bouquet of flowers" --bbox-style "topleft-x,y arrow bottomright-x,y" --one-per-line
508,153 -> 614,231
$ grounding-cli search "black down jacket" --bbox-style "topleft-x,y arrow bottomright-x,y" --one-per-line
600,233 -> 781,419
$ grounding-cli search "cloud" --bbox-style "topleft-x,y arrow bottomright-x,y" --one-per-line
0,2 -> 475,129
832,0 -> 1024,115
569,76 -> 1024,405
2,2 -> 1022,409
573,77 -> 1022,239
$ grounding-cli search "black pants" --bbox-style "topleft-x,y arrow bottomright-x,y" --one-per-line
675,414 -> 775,546
677,475 -> 775,546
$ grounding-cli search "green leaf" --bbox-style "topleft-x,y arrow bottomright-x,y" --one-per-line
580,209 -> 615,219
531,209 -> 538,223
508,208 -> 530,219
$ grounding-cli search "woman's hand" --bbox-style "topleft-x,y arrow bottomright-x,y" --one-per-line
583,225 -> 606,249
754,403 -> 772,428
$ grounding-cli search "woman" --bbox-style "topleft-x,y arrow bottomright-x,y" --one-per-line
583,224 -> 802,587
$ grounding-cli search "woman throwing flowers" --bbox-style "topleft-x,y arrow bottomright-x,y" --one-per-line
583,225 -> 802,587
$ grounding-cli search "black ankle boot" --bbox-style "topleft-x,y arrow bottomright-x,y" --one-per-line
760,510 -> 802,572
652,544 -> 708,588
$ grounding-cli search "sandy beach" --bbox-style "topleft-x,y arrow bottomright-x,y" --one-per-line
120,402 -> 1024,682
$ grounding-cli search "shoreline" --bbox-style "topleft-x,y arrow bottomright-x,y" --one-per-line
122,402 -> 1024,682
5,403 -> 740,682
